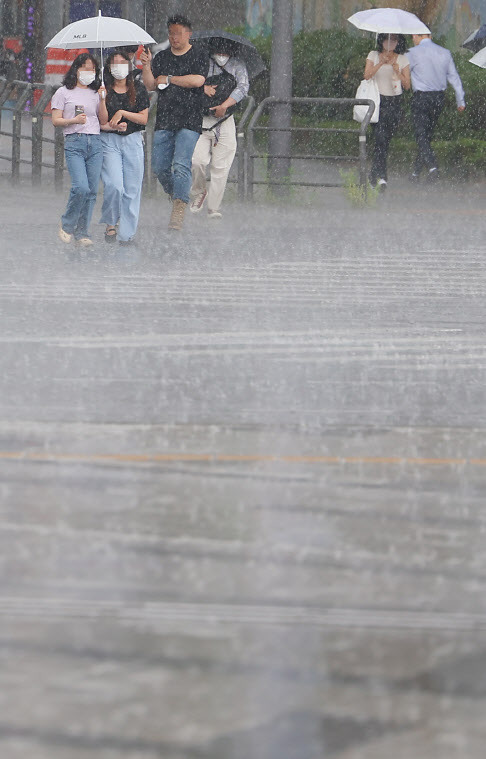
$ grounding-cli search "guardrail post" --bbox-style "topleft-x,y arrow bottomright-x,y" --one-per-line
31,84 -> 53,185
358,99 -> 374,195
237,129 -> 245,201
0,80 -> 17,135
143,94 -> 157,195
235,96 -> 255,202
246,96 -> 374,201
359,132 -> 367,190
11,82 -> 33,185
54,127 -> 64,192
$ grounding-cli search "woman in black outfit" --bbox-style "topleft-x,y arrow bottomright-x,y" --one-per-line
98,50 -> 150,244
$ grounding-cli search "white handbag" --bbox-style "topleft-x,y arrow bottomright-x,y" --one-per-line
353,78 -> 380,123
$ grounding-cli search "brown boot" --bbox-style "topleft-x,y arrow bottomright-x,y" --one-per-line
168,198 -> 187,231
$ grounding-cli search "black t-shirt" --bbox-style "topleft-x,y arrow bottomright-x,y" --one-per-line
106,79 -> 150,136
152,45 -> 208,133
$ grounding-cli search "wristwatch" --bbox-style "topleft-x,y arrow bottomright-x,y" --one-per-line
166,74 -> 172,85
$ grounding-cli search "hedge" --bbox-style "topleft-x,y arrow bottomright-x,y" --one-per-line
244,29 -> 486,176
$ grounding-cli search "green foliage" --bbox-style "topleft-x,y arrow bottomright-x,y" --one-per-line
389,137 -> 486,178
292,29 -> 369,99
223,26 -> 246,36
246,30 -> 486,179
340,169 -> 380,208
249,29 -> 370,105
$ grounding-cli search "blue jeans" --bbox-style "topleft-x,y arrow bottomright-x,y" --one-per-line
100,131 -> 144,242
152,128 -> 200,204
62,134 -> 103,240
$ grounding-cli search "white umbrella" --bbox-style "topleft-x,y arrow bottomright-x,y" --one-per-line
46,11 -> 155,82
469,47 -> 486,69
348,8 -> 431,35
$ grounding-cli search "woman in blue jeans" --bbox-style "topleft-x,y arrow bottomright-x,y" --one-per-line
98,50 -> 150,245
51,53 -> 104,246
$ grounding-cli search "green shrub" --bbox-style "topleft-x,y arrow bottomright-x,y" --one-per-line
340,169 -> 380,207
244,30 -> 486,179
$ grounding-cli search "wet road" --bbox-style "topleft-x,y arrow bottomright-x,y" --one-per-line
1,178 -> 486,758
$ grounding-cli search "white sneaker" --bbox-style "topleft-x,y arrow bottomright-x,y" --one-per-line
76,237 -> 94,247
207,210 -> 222,220
58,226 -> 73,243
190,190 -> 207,213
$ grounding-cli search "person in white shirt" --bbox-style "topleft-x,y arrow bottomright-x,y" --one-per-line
364,33 -> 410,191
190,39 -> 249,219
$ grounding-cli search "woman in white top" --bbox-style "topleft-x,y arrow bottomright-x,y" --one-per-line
364,34 -> 411,190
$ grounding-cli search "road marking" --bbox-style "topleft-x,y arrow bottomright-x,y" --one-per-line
0,451 -> 483,467
1,596 -> 486,631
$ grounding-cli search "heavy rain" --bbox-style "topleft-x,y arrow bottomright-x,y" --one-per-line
1,1 -> 486,758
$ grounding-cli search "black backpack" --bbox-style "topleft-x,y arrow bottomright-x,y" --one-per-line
201,69 -> 237,117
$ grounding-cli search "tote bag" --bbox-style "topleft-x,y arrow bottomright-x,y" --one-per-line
353,78 -> 380,123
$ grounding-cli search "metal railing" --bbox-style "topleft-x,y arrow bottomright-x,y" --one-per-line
141,94 -> 256,199
232,96 -> 255,200
245,96 -> 375,199
0,78 -> 61,186
0,82 -> 374,201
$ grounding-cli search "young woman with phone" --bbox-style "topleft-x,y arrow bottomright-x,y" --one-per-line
51,53 -> 104,246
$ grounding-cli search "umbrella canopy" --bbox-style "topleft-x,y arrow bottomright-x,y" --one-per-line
190,30 -> 266,80
46,11 -> 155,50
462,25 -> 486,53
348,8 -> 431,35
468,46 -> 486,69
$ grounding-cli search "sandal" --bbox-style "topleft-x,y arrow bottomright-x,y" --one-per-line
104,225 -> 117,243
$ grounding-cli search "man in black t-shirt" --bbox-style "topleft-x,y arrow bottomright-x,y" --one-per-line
141,15 -> 208,231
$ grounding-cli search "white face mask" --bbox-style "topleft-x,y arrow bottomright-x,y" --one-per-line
78,70 -> 96,86
111,63 -> 129,80
213,54 -> 229,67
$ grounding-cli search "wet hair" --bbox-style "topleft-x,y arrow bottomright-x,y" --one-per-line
63,52 -> 101,90
120,44 -> 139,55
208,38 -> 237,56
376,34 -> 407,55
103,49 -> 136,107
167,14 -> 192,31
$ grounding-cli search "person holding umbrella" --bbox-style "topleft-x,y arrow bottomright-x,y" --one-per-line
47,12 -> 155,245
364,33 -> 410,191
51,53 -> 104,246
140,14 -> 209,231
190,37 -> 249,218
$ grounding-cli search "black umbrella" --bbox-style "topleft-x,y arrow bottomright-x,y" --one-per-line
462,24 -> 486,52
190,30 -> 266,80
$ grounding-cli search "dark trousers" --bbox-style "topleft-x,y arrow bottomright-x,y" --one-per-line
370,95 -> 402,182
411,90 -> 445,174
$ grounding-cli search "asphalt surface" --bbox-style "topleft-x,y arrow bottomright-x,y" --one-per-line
1,175 -> 486,758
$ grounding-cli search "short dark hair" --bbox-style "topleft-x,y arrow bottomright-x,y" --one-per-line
167,14 -> 192,31
376,33 -> 407,55
63,52 -> 101,90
